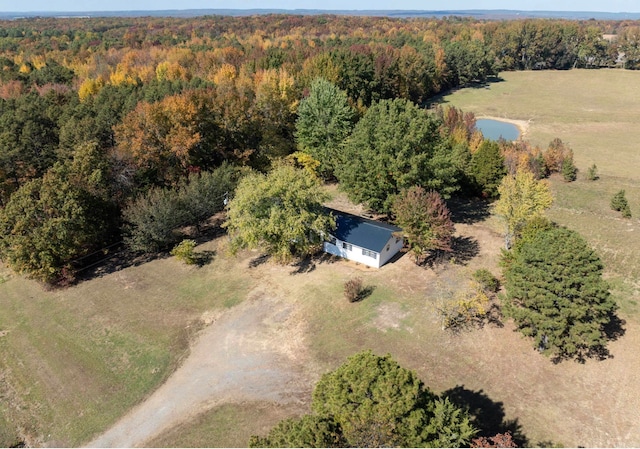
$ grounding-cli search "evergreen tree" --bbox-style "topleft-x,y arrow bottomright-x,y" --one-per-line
251,351 -> 476,448
610,189 -> 631,218
470,140 -> 507,198
295,77 -> 355,177
503,227 -> 617,362
0,144 -> 117,283
336,98 -> 458,214
561,157 -> 577,182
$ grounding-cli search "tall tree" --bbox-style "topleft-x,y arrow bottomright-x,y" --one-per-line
470,140 -> 507,198
503,226 -> 618,362
124,163 -> 242,253
251,351 -> 476,448
295,77 -> 355,177
0,143 -> 117,283
114,92 -> 201,184
223,164 -> 334,264
336,98 -> 458,214
392,187 -> 454,264
494,169 -> 553,249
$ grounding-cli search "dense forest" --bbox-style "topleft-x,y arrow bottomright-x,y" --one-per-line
0,14 -> 638,283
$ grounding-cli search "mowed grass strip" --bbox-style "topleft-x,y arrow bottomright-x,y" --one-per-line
443,69 -> 640,313
147,402 -> 307,448
0,239 -> 254,447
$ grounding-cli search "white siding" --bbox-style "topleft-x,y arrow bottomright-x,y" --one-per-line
378,236 -> 404,267
323,235 -> 403,268
323,239 -> 381,268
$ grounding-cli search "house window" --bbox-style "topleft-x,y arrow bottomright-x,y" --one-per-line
386,244 -> 390,252
395,238 -> 401,245
342,242 -> 353,251
362,249 -> 377,259
328,236 -> 337,245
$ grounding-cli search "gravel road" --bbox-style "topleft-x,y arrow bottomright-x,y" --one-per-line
86,291 -> 311,448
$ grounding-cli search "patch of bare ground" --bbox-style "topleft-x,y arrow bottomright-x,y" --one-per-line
87,287 -> 316,448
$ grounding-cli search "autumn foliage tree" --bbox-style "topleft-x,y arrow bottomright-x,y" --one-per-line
392,187 -> 455,264
114,92 -> 201,184
494,169 -> 553,249
472,432 -> 518,448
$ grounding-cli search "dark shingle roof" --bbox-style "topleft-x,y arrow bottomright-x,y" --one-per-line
327,208 -> 402,253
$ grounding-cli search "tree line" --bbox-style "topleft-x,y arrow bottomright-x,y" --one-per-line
0,13 -> 624,283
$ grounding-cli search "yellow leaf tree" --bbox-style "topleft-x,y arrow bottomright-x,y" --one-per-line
494,169 -> 553,249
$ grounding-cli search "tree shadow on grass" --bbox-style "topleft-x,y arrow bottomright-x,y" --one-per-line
290,252 -> 340,275
425,76 -> 505,107
604,313 -> 626,342
450,236 -> 480,265
350,285 -> 376,303
74,247 -> 166,284
442,386 -> 529,447
420,236 -> 479,269
448,197 -> 492,225
290,256 -> 316,275
194,250 -> 216,267
248,253 -> 271,268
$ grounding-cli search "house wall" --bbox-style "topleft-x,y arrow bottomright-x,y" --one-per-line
323,235 -> 404,268
323,239 -> 381,268
378,236 -> 404,267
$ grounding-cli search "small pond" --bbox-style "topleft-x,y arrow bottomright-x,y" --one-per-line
476,119 -> 520,141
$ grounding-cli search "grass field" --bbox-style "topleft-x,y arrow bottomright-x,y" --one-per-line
442,69 -> 640,315
439,69 -> 640,179
0,240 -> 255,447
1,69 -> 640,448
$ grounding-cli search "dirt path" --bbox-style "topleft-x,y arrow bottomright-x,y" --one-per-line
86,290 -> 312,448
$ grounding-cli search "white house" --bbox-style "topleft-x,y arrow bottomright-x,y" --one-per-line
323,208 -> 404,268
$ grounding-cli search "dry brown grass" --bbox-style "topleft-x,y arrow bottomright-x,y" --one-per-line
443,69 -> 640,317
135,216 -> 640,447
4,74 -> 640,447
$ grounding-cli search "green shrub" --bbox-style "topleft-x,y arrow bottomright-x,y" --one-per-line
171,239 -> 197,264
561,158 -> 577,182
611,190 -> 632,218
473,269 -> 500,293
587,163 -> 598,181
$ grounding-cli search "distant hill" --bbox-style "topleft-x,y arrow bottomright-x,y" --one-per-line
2,9 -> 640,20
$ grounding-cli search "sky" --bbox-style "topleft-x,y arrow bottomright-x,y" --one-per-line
3,0 -> 640,13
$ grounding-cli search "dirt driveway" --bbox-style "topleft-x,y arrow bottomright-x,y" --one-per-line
86,289 -> 313,448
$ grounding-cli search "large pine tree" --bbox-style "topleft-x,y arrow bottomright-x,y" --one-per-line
250,351 -> 476,448
503,226 -> 618,362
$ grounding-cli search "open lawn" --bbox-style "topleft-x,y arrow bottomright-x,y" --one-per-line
0,230 -> 255,447
145,215 -> 640,448
2,70 -> 640,448
442,69 -> 640,315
